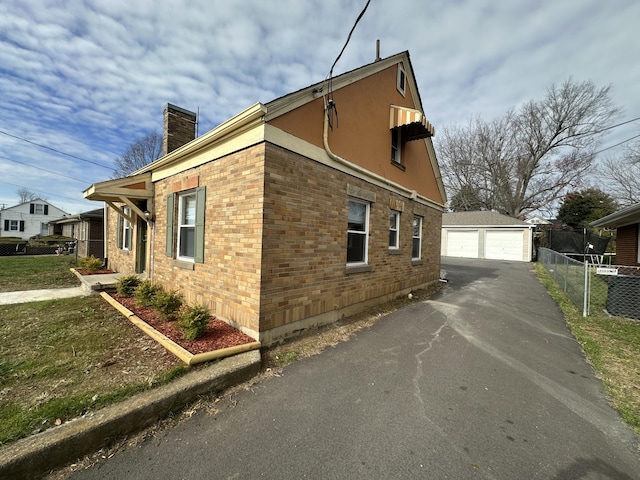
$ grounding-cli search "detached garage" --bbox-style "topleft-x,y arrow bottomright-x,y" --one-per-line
441,211 -> 533,262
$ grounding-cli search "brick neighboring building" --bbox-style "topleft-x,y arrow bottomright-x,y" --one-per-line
591,203 -> 640,267
48,208 -> 105,259
84,51 -> 447,344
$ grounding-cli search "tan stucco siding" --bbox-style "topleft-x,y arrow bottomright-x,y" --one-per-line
268,64 -> 443,205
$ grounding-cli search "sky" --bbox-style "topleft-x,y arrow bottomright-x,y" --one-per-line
1,0 -> 639,215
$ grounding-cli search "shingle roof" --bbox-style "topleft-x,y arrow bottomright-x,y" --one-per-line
442,211 -> 529,227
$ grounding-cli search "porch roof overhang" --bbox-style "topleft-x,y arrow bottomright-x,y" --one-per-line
390,105 -> 435,141
83,173 -> 153,224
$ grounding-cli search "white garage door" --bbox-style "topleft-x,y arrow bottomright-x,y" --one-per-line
485,230 -> 525,261
446,230 -> 479,258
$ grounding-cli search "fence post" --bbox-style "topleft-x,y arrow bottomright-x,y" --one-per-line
583,260 -> 589,317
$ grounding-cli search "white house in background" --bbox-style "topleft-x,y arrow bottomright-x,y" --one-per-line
0,199 -> 68,240
441,211 -> 534,262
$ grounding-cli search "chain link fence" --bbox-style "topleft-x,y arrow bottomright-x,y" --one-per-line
538,247 -> 640,320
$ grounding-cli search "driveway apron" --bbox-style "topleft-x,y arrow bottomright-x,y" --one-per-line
71,258 -> 640,479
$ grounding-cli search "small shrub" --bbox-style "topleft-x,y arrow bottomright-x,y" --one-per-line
178,304 -> 211,340
135,280 -> 161,308
154,290 -> 183,321
116,274 -> 141,297
78,255 -> 103,272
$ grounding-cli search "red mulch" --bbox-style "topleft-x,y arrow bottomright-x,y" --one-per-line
110,293 -> 256,355
76,268 -> 115,275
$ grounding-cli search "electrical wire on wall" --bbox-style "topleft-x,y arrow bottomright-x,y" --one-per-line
323,0 -> 372,131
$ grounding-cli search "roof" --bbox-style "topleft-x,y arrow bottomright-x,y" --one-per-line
589,202 -> 640,228
442,211 -> 530,227
49,208 -> 104,225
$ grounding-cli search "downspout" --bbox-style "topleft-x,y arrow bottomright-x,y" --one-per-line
322,101 -> 420,201
103,203 -> 109,268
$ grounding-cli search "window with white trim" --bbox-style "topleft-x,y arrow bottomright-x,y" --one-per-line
177,192 -> 196,261
389,210 -> 400,249
9,220 -> 18,231
165,186 -> 206,265
121,207 -> 132,251
391,128 -> 402,166
397,64 -> 406,96
412,215 -> 422,260
347,199 -> 369,264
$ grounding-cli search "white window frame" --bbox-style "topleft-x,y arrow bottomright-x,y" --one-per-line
347,198 -> 370,265
389,210 -> 400,249
34,203 -> 44,215
177,191 -> 197,262
397,64 -> 406,96
391,128 -> 402,165
9,220 -> 18,231
412,215 -> 423,260
121,207 -> 132,251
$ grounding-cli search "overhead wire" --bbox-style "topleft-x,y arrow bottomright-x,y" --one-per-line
0,154 -> 93,184
0,128 -> 116,171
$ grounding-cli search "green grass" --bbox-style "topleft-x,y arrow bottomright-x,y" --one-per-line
0,255 -> 79,292
0,296 -> 186,445
535,263 -> 640,434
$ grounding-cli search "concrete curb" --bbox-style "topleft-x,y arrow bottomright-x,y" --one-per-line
0,350 -> 261,479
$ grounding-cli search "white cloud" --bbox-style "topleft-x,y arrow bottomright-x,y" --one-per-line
0,0 -> 639,213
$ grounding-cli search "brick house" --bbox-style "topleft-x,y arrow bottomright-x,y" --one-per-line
590,202 -> 640,267
83,51 -> 446,344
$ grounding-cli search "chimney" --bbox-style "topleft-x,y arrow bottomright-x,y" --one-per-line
163,103 -> 197,155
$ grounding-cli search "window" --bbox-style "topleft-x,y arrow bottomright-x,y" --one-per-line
347,199 -> 369,264
166,186 -> 206,264
412,215 -> 422,260
4,220 -> 19,231
391,128 -> 402,166
177,192 -> 196,260
389,210 -> 400,249
29,203 -> 48,215
397,64 -> 406,96
121,207 -> 132,250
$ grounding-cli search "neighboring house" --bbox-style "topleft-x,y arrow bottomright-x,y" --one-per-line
49,208 -> 105,259
83,51 -> 447,345
0,199 -> 68,240
441,211 -> 534,262
590,202 -> 640,267
524,215 -> 551,227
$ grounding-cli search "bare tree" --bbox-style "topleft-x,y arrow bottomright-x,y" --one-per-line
600,139 -> 640,207
112,132 -> 162,179
17,188 -> 39,203
437,79 -> 620,217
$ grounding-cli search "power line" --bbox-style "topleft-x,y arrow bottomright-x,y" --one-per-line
327,0 -> 372,79
0,154 -> 92,184
594,133 -> 640,156
0,180 -> 88,204
0,129 -> 116,171
596,116 -> 640,134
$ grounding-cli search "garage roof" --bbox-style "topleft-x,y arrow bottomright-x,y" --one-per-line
443,211 -> 530,227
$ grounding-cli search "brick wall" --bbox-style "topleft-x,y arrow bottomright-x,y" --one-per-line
152,144 -> 266,336
259,143 -> 441,342
143,141 -> 441,344
105,207 -> 137,274
616,224 -> 639,266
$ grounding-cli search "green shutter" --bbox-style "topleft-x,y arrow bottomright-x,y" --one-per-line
166,194 -> 175,257
194,186 -> 206,263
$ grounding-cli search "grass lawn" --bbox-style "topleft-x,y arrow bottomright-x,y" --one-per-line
0,256 -> 80,292
535,263 -> 640,435
0,296 -> 186,446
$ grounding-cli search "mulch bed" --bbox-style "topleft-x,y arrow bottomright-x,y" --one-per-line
110,293 -> 256,355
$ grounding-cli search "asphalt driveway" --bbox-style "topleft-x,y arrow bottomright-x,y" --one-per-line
71,258 -> 640,479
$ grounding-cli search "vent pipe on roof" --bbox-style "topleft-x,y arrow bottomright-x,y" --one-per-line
375,39 -> 381,62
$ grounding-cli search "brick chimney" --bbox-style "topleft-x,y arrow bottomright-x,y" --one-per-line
163,103 -> 197,155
